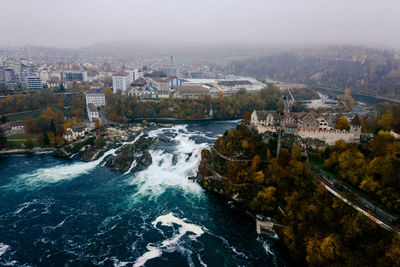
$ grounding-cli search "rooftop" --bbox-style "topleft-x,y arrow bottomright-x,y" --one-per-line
85,89 -> 104,95
87,103 -> 97,112
172,85 -> 210,94
113,71 -> 129,77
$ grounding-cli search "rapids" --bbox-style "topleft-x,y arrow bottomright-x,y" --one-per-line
0,121 -> 285,266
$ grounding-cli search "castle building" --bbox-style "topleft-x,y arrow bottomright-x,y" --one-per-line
250,110 -> 362,145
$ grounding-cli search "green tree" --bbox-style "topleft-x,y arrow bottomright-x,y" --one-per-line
0,115 -> 7,123
39,132 -> 50,147
50,120 -> 56,134
0,127 -> 7,148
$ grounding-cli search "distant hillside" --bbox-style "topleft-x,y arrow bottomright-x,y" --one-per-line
227,46 -> 400,99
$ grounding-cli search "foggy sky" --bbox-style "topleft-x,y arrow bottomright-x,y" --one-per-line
1,0 -> 399,49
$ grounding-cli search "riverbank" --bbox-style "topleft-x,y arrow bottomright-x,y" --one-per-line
0,147 -> 54,155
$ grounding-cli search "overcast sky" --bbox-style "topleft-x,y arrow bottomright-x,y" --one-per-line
1,0 -> 399,49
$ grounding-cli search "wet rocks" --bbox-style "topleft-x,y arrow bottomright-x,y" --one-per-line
53,125 -> 155,173
53,136 -> 96,159
106,137 -> 155,172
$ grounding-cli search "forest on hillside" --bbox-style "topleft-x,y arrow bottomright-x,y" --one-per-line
198,124 -> 400,266
227,46 -> 400,99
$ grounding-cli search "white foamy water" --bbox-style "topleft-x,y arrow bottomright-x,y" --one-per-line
134,213 -> 204,267
8,133 -> 144,190
263,241 -> 278,266
129,125 -> 206,198
124,160 -> 137,175
0,243 -> 10,257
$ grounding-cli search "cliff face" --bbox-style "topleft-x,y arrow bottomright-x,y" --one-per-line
197,148 -> 263,205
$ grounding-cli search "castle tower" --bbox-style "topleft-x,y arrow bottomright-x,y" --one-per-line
350,115 -> 362,142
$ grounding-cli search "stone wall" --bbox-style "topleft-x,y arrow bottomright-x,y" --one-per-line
297,128 -> 357,145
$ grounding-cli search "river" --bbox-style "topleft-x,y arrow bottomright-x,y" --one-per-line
0,121 -> 285,266
316,87 -> 400,105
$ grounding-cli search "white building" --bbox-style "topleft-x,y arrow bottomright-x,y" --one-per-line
152,78 -> 170,98
218,78 -> 263,95
85,89 -> 106,107
172,85 -> 211,99
125,70 -> 135,84
63,123 -> 88,142
316,117 -> 331,130
112,71 -> 130,94
26,76 -> 42,90
87,103 -> 99,122
133,68 -> 144,80
250,110 -> 281,133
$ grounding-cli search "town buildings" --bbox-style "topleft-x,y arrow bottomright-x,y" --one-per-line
0,120 -> 25,136
172,85 -> 211,99
84,89 -> 105,123
152,78 -> 171,98
112,71 -> 130,93
26,76 -> 42,90
85,89 -> 106,107
87,103 -> 99,122
63,123 -> 88,142
63,70 -> 87,82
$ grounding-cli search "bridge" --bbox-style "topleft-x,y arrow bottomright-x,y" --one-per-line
205,142 -> 400,235
308,163 -> 400,235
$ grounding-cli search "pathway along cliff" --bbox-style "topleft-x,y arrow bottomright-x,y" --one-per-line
0,120 -> 285,266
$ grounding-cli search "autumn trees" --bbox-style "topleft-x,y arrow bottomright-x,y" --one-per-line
0,92 -> 63,115
24,107 -> 66,147
227,47 -> 400,99
198,124 -> 400,266
335,116 -> 349,130
69,96 -> 85,121
319,133 -> 400,215
103,84 -> 283,121
343,89 -> 355,111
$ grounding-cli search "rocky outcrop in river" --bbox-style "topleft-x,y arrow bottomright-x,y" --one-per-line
105,137 -> 155,172
53,125 -> 155,172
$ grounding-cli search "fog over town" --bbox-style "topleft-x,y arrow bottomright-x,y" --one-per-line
1,0 -> 400,49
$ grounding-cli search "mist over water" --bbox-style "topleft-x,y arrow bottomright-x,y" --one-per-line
0,121 -> 284,266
